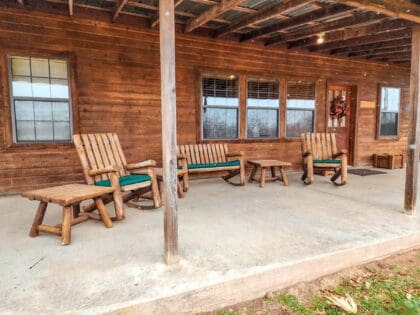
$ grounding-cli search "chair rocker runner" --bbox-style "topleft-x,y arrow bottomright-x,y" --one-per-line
300,132 -> 348,186
73,133 -> 161,221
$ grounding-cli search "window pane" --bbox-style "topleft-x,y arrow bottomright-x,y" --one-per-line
287,80 -> 316,100
53,122 -> 71,140
380,112 -> 398,136
50,60 -> 68,79
12,76 -> 32,97
202,76 -> 238,99
12,57 -> 30,76
247,109 -> 278,138
286,110 -> 314,138
381,87 -> 400,112
203,108 -> 238,139
247,80 -> 279,108
31,58 -> 49,78
32,77 -> 51,97
287,99 -> 315,109
203,96 -> 238,107
51,79 -> 69,98
15,101 -> 34,120
16,120 -> 35,141
34,101 -> 52,121
35,121 -> 53,140
53,102 -> 70,121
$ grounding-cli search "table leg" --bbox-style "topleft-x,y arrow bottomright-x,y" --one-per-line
177,179 -> 185,198
271,166 -> 276,178
248,165 -> 257,183
29,202 -> 48,237
95,197 -> 113,228
61,206 -> 72,245
73,203 -> 80,219
279,167 -> 288,186
260,167 -> 266,188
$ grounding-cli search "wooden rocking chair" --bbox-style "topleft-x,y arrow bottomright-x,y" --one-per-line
73,133 -> 161,221
300,132 -> 348,186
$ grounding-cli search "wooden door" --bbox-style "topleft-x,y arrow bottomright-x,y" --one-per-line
327,84 -> 356,165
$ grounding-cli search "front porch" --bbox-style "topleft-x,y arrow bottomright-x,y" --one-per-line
2,168 -> 419,314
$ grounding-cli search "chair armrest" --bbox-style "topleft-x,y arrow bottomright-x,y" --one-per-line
226,151 -> 244,158
88,166 -> 119,177
126,160 -> 156,170
332,150 -> 347,158
302,150 -> 312,158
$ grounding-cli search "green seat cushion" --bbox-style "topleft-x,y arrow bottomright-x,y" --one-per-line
95,174 -> 151,187
313,159 -> 341,164
188,160 -> 240,170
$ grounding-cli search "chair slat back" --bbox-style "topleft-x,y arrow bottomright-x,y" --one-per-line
300,132 -> 338,160
73,133 -> 128,184
177,144 -> 228,165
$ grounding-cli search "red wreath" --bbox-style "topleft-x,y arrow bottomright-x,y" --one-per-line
329,96 -> 349,121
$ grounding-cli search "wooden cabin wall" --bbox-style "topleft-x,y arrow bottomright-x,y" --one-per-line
0,8 -> 410,193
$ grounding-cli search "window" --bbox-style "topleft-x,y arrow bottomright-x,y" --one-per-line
202,75 -> 239,140
286,80 -> 316,138
378,86 -> 400,137
247,79 -> 279,139
9,56 -> 72,143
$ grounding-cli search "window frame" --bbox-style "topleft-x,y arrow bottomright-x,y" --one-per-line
285,79 -> 317,139
8,55 -> 74,144
200,73 -> 240,141
377,84 -> 401,140
245,77 -> 280,140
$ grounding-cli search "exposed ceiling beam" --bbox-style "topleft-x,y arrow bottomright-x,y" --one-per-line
214,0 -> 315,38
240,5 -> 354,42
265,11 -> 384,46
287,18 -> 410,49
185,0 -> 243,32
151,0 -> 184,28
309,28 -> 411,52
330,37 -> 412,55
333,0 -> 420,24
369,51 -> 412,59
348,45 -> 412,57
112,0 -> 129,22
69,0 -> 73,16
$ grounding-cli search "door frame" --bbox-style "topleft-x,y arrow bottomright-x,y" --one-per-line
326,80 -> 360,166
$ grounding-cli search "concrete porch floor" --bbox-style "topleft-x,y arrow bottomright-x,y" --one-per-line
1,168 -> 419,314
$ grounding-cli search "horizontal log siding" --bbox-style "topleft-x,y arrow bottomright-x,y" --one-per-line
0,8 -> 410,193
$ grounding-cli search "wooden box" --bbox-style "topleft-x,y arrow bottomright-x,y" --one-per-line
372,154 -> 404,169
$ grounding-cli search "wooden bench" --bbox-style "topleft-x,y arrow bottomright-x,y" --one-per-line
23,184 -> 115,245
176,144 -> 245,186
300,132 -> 348,186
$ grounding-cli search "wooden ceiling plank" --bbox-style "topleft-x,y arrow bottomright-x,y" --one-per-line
310,28 -> 412,52
266,11 -> 384,46
369,51 -> 412,59
214,0 -> 315,38
333,0 -> 420,24
240,4 -> 354,42
287,18 -> 411,49
112,0 -> 129,22
348,45 -> 412,57
330,37 -> 412,55
185,0 -> 243,33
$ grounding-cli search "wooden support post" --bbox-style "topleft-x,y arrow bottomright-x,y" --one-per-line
404,25 -> 420,215
159,0 -> 179,264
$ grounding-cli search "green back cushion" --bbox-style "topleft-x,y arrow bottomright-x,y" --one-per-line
95,174 -> 151,187
188,159 -> 240,170
313,159 -> 341,164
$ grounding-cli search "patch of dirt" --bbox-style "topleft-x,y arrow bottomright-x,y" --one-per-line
200,248 -> 420,315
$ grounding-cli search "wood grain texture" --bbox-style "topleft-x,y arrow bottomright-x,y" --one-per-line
0,7 -> 410,193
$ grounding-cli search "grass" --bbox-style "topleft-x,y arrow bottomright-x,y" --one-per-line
217,263 -> 419,315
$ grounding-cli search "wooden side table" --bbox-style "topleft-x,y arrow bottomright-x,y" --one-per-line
22,184 -> 115,245
248,160 -> 291,187
155,167 -> 189,202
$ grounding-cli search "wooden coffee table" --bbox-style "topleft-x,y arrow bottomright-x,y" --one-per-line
248,160 -> 291,187
22,184 -> 115,245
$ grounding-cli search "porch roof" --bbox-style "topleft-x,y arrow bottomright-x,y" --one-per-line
3,0 -> 419,66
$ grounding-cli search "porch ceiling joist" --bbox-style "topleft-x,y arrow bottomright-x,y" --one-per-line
240,4 -> 354,42
309,28 -> 412,52
112,0 -> 128,22
69,0 -> 73,16
332,0 -> 420,24
214,0 -> 315,38
185,0 -> 243,33
265,11 -> 384,46
348,45 -> 412,58
287,18 -> 411,49
329,37 -> 412,55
